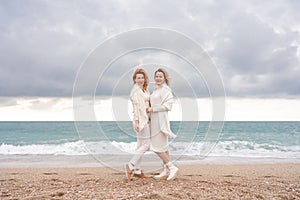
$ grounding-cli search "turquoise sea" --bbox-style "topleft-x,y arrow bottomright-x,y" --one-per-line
0,121 -> 299,168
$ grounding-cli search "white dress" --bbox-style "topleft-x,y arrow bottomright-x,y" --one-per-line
150,83 -> 176,153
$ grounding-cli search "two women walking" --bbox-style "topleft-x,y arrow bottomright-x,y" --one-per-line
125,68 -> 179,182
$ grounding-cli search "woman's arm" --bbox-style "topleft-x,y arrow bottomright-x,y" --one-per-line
131,93 -> 140,132
152,87 -> 174,113
131,92 -> 139,121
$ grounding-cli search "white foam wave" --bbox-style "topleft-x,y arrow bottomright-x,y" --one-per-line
0,140 -> 299,158
0,141 -> 89,155
174,140 -> 300,158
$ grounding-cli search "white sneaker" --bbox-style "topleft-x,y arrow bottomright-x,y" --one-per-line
167,165 -> 179,181
154,165 -> 169,179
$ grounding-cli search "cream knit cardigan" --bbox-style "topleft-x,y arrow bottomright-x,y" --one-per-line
151,84 -> 177,138
129,84 -> 150,132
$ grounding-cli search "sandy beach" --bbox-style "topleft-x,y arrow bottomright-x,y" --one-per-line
1,163 -> 299,199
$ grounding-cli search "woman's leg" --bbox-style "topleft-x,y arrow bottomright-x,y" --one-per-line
129,143 -> 149,169
125,144 -> 149,181
133,124 -> 150,172
154,151 -> 169,164
153,151 -> 170,179
154,150 -> 179,181
130,124 -> 150,171
128,124 -> 150,174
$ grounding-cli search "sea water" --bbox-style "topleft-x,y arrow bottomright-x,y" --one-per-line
0,121 -> 299,167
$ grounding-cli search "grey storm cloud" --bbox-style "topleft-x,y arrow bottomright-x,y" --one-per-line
0,0 -> 299,97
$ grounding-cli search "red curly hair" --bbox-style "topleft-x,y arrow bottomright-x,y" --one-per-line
132,68 -> 149,91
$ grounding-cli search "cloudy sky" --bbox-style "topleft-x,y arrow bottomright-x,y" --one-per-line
0,0 -> 299,121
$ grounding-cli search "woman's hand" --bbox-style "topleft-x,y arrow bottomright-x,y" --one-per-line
146,107 -> 152,113
135,120 -> 139,132
135,125 -> 139,132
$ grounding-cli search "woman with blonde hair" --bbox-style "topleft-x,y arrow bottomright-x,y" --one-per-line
125,68 -> 151,182
146,68 -> 179,181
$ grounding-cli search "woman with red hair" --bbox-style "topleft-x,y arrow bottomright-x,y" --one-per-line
125,68 -> 151,182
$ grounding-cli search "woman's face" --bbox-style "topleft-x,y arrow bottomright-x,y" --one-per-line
135,73 -> 145,86
154,72 -> 165,86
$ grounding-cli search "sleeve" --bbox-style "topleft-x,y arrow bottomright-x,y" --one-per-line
152,87 -> 174,113
130,92 -> 139,120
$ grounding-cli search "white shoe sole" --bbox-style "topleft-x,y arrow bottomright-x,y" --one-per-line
167,169 -> 179,181
153,175 -> 168,180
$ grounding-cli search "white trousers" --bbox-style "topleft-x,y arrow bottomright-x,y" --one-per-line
130,123 -> 150,174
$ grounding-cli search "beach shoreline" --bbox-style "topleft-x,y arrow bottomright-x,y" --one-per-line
1,154 -> 299,168
1,163 -> 299,199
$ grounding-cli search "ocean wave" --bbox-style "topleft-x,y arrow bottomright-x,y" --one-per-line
0,140 -> 299,158
188,140 -> 300,158
0,140 -> 89,155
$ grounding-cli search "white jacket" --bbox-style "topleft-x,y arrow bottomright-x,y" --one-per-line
130,84 -> 150,132
151,83 -> 177,138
